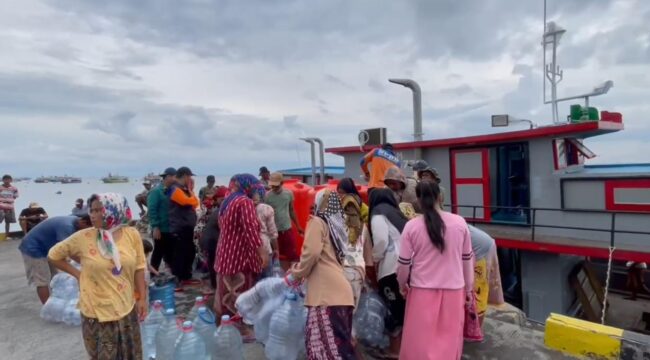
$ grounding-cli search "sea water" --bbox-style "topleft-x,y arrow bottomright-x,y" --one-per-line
10,177 -> 229,218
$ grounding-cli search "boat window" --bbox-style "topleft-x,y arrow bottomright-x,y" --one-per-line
553,138 -> 596,170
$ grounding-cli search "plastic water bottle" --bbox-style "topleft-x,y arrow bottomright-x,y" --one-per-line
253,293 -> 285,344
155,309 -> 181,360
235,277 -> 286,324
264,292 -> 306,360
186,296 -> 208,321
271,259 -> 284,278
141,300 -> 165,360
174,321 -> 207,360
213,315 -> 244,360
193,307 -> 216,354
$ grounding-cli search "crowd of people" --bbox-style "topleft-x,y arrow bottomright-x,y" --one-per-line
5,148 -> 508,359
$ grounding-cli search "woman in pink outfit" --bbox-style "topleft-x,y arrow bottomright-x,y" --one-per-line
396,181 -> 474,360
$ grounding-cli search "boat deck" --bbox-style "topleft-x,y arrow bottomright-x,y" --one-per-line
476,223 -> 650,262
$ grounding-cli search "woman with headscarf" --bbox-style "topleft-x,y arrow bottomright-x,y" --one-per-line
213,174 -> 268,327
336,177 -> 372,307
287,189 -> 357,360
368,188 -> 409,359
48,193 -> 146,360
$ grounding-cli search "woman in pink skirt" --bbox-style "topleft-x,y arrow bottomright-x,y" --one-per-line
396,181 -> 474,360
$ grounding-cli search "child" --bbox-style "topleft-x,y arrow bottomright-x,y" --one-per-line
252,186 -> 278,277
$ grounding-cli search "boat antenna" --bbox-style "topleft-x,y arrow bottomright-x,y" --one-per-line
542,0 -> 565,124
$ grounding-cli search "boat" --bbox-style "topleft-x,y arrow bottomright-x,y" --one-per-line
143,172 -> 161,186
324,11 -> 650,338
101,173 -> 129,184
60,176 -> 82,184
34,176 -> 52,183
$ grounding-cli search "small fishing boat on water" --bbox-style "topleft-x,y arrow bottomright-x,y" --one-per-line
143,172 -> 161,186
60,176 -> 82,184
101,173 -> 129,184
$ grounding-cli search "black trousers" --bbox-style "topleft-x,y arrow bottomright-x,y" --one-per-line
171,227 -> 196,281
378,273 -> 406,333
150,232 -> 173,273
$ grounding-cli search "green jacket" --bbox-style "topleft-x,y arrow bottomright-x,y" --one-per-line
147,184 -> 170,233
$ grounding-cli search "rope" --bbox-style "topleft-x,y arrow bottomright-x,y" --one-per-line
601,246 -> 615,325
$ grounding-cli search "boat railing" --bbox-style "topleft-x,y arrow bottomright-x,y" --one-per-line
451,204 -> 650,248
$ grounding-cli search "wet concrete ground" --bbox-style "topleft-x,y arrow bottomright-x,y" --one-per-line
0,237 -> 575,359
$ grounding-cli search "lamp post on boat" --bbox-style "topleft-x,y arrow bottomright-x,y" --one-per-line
388,78 -> 424,160
299,138 -> 318,186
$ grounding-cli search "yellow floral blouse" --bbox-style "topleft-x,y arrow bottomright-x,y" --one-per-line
48,226 -> 146,322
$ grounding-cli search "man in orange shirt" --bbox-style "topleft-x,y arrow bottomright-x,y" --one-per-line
166,166 -> 199,284
360,143 -> 401,191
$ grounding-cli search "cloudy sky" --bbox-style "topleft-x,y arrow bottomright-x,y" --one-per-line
1,0 -> 648,177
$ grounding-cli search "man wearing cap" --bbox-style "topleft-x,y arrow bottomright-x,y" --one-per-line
199,175 -> 217,202
412,160 -> 442,184
167,166 -> 199,283
147,167 -> 177,275
19,202 -> 48,235
135,180 -> 153,216
70,198 -> 87,217
265,172 -> 304,270
259,166 -> 271,189
360,143 -> 401,191
19,214 -> 91,303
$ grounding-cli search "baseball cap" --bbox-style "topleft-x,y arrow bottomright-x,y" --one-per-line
176,166 -> 195,177
268,172 -> 283,186
259,166 -> 270,176
159,167 -> 177,177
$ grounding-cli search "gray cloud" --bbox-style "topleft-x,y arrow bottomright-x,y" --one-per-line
2,0 -> 650,178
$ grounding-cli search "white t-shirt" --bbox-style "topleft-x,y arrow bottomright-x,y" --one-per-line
370,215 -> 402,280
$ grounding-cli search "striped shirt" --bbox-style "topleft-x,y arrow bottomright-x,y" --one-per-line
215,196 -> 263,275
0,185 -> 18,210
396,212 -> 474,292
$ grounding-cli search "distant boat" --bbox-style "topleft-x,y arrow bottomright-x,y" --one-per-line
143,172 -> 161,186
55,191 -> 62,195
13,177 -> 31,182
34,176 -> 50,183
61,176 -> 82,184
102,173 -> 129,184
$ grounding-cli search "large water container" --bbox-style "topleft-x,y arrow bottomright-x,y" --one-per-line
213,315 -> 244,360
193,307 -> 216,354
155,309 -> 181,360
174,321 -> 207,360
149,281 -> 176,312
253,293 -> 285,345
141,300 -> 165,360
265,292 -> 306,360
236,277 -> 286,323
282,180 -> 313,256
186,296 -> 208,321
